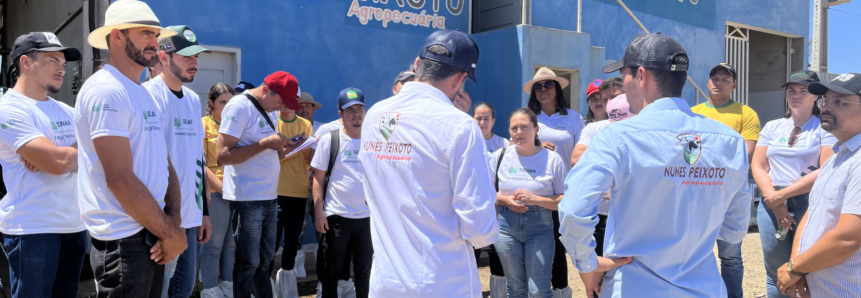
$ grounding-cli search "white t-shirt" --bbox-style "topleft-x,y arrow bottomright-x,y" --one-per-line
75,65 -> 169,240
577,120 -> 613,215
485,134 -> 509,153
538,108 -> 585,145
757,116 -> 837,187
310,130 -> 368,218
490,146 -> 567,199
312,119 -> 343,149
537,122 -> 576,172
578,120 -> 611,147
312,120 -> 323,133
218,92 -> 280,201
0,90 -> 84,235
144,77 -> 204,228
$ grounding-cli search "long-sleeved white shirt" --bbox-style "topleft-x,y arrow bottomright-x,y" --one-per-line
558,97 -> 751,297
358,82 -> 499,297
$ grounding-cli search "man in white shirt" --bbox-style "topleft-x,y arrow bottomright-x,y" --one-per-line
216,71 -> 302,298
775,73 -> 861,297
75,1 -> 187,295
0,32 -> 85,298
312,87 -> 372,298
358,29 -> 498,297
143,25 -> 212,298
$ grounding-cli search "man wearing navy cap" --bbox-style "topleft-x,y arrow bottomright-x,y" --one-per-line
358,29 -> 498,297
558,33 -> 751,297
0,32 -> 85,298
775,73 -> 861,297
235,81 -> 255,93
311,87 -> 372,298
392,70 -> 415,95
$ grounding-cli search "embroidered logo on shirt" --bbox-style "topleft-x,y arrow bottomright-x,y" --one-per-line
1,120 -> 21,129
677,133 -> 702,165
174,118 -> 182,128
259,121 -> 266,128
379,112 -> 401,141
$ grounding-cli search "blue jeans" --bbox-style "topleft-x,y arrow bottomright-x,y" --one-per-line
494,206 -> 555,298
2,231 -> 87,298
200,192 -> 235,289
717,239 -> 744,298
757,192 -> 808,298
166,227 -> 200,297
233,199 -> 278,298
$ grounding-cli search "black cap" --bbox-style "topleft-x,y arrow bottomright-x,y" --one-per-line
11,32 -> 81,63
419,29 -> 480,83
710,63 -> 737,81
235,81 -> 255,93
809,73 -> 861,97
338,87 -> 365,109
603,33 -> 689,73
393,70 -> 416,86
782,70 -> 820,88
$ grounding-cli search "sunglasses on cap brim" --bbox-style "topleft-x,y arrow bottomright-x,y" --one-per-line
533,81 -> 556,91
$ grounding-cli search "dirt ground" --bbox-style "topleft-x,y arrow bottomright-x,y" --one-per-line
298,231 -> 768,298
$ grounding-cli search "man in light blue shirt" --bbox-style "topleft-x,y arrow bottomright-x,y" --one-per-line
558,33 -> 751,297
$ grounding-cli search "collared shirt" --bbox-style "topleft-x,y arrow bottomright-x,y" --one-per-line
799,132 -> 861,297
358,82 -> 499,298
144,76 -> 205,228
558,98 -> 751,297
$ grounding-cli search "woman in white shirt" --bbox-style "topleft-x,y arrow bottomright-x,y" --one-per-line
471,101 -> 508,297
523,68 -> 584,296
751,70 -> 836,298
491,108 -> 568,298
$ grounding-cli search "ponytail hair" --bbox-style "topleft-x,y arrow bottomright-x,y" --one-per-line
510,108 -> 541,146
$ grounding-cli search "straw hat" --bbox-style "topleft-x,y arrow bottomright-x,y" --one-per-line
87,0 -> 177,50
522,67 -> 570,94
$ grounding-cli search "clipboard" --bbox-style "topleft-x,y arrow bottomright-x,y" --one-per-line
284,135 -> 321,158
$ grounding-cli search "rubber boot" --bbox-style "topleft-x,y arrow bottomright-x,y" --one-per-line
489,275 -> 508,298
275,269 -> 299,298
551,286 -> 573,298
295,250 -> 306,279
200,287 -> 226,298
338,279 -> 356,298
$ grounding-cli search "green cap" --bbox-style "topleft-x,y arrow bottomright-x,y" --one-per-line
158,25 -> 210,56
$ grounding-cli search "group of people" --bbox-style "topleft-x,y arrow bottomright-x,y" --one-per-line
0,1 -> 860,298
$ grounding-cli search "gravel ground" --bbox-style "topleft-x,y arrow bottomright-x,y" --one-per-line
298,230 -> 769,298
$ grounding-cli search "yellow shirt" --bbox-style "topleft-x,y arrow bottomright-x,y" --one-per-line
276,114 -> 314,198
202,116 -> 223,193
691,101 -> 761,141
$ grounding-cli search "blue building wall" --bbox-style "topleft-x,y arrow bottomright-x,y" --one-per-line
533,0 -> 810,106
142,0 -> 471,123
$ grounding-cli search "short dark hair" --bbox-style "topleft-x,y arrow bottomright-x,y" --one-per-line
599,77 -> 623,92
416,45 -> 463,82
12,51 -> 39,78
472,101 -> 496,118
625,64 -> 687,98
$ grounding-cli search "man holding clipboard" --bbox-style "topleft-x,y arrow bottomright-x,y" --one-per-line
216,71 -> 304,297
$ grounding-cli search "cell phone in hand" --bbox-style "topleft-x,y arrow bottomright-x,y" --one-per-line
290,134 -> 305,142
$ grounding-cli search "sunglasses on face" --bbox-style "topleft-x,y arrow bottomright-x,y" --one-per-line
533,81 -> 556,92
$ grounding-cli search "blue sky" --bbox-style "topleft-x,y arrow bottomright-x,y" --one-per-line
817,1 -> 861,74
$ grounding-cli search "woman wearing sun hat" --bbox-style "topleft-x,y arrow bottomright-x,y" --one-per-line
522,67 -> 585,298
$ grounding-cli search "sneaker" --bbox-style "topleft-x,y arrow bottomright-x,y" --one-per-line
338,279 -> 356,298
275,269 -> 299,298
200,287 -> 226,298
219,281 -> 234,298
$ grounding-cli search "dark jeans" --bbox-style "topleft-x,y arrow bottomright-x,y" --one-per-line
2,231 -> 87,298
594,214 -> 608,256
272,196 -> 308,272
551,211 -> 568,289
234,199 -> 278,298
758,188 -> 809,298
316,216 -> 373,298
90,230 -> 166,298
474,245 -> 505,276
167,227 -> 200,297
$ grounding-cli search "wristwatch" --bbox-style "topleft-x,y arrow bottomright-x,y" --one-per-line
788,259 -> 808,277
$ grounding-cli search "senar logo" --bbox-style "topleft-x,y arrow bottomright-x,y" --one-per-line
676,133 -> 702,165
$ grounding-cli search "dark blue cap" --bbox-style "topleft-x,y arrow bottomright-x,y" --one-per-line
235,81 -> 255,93
809,73 -> 861,97
338,87 -> 365,109
419,29 -> 480,83
603,33 -> 689,73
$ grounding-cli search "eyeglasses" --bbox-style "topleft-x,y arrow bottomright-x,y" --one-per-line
532,81 -> 556,92
787,127 -> 802,148
818,97 -> 861,109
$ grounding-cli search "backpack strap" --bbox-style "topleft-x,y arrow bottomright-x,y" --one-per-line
494,147 -> 506,192
321,129 -> 340,203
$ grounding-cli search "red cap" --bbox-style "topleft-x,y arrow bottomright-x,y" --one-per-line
587,79 -> 603,97
264,71 -> 300,110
